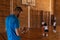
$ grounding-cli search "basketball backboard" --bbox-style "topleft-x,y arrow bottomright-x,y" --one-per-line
22,0 -> 35,6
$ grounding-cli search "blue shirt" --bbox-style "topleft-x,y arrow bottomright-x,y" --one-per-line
5,14 -> 20,40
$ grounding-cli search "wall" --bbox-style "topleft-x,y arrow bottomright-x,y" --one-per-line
0,0 -> 54,30
54,0 -> 60,25
0,0 -> 10,32
31,0 -> 54,12
15,0 -> 54,28
13,0 -> 28,27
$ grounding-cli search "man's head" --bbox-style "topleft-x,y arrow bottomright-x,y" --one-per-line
14,6 -> 23,17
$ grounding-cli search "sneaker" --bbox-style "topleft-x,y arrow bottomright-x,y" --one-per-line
46,34 -> 48,37
53,30 -> 56,33
54,30 -> 56,33
43,33 -> 45,36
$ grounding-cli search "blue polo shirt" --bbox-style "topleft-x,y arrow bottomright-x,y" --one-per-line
5,14 -> 20,40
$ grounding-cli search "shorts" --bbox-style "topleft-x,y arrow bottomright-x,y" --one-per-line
44,30 -> 48,32
53,26 -> 56,29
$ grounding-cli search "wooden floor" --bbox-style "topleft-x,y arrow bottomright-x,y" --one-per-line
0,26 -> 60,40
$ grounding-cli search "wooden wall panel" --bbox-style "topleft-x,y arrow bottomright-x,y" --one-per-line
55,0 -> 60,25
0,0 -> 10,33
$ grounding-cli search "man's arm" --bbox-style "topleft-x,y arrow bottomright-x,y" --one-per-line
15,28 -> 20,36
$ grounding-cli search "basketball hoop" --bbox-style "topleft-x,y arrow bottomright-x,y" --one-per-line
22,0 -> 35,30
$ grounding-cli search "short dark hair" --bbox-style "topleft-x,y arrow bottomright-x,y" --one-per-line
15,6 -> 23,12
44,23 -> 47,26
15,6 -> 23,17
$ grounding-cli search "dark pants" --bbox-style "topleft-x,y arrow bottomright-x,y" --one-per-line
44,30 -> 48,32
54,26 -> 56,30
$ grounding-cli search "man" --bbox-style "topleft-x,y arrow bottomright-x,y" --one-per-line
5,6 -> 23,40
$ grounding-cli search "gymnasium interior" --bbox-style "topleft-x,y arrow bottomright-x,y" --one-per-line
0,0 -> 60,40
